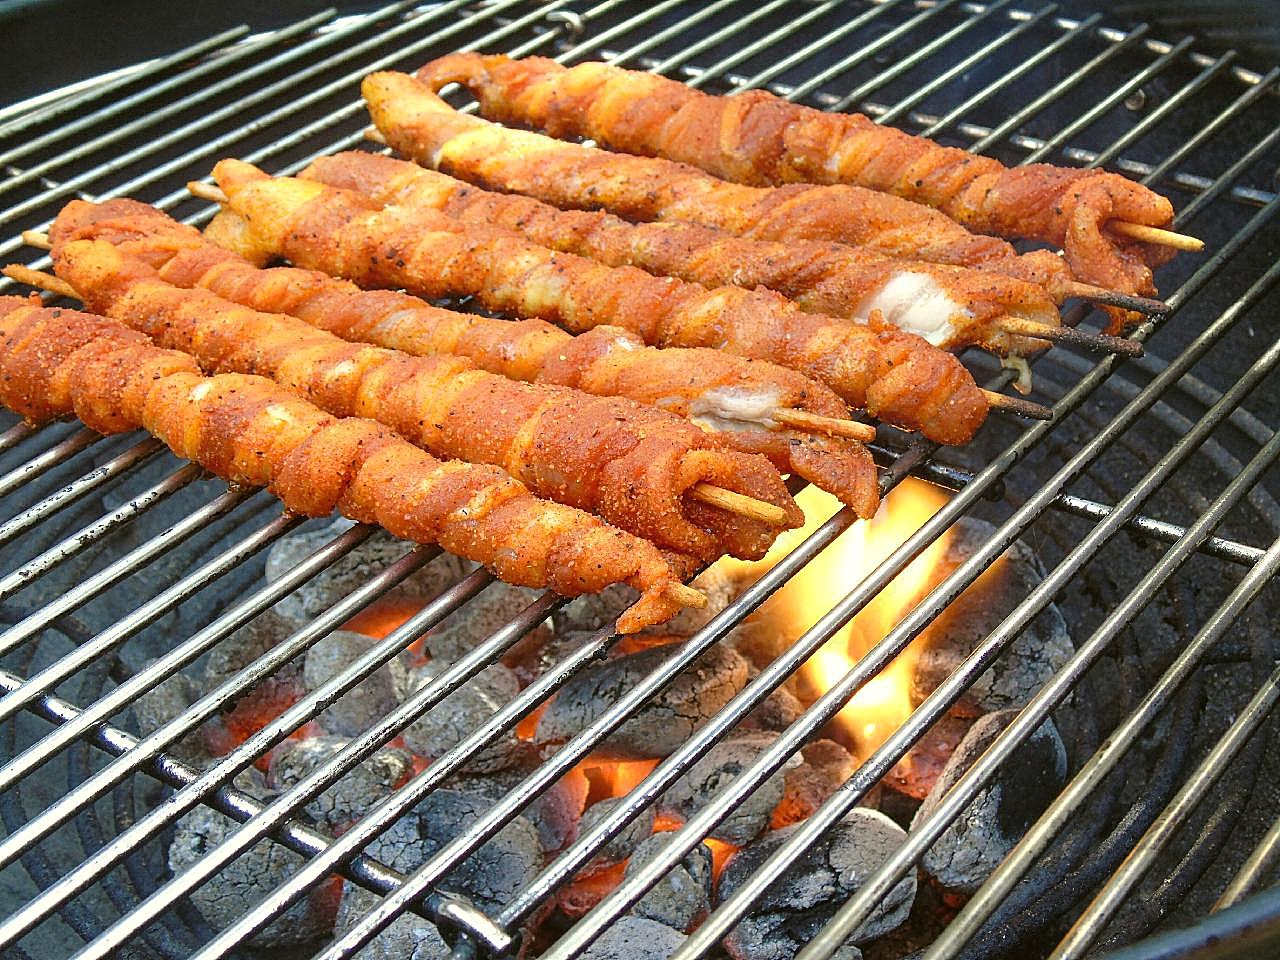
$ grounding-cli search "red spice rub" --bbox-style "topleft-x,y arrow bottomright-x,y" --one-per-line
0,296 -> 695,631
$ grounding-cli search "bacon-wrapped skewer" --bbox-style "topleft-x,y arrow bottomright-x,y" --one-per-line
0,295 -> 701,632
301,151 -> 1139,359
364,71 -> 1164,328
420,53 -> 1188,306
46,233 -> 803,561
204,159 -> 1011,446
46,198 -> 880,516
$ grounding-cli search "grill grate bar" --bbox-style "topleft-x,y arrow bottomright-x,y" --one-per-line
0,421 -> 37,454
0,437 -> 163,549
0,426 -> 99,500
0,11 -> 337,195
1056,660 -> 1280,958
1215,810 -> 1280,912
795,261 -> 1280,960
0,462 -> 207,611
0,25 -> 253,140
929,523 -> 1280,959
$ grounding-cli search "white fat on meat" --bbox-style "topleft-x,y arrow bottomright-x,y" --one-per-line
686,386 -> 784,434
856,271 -> 970,347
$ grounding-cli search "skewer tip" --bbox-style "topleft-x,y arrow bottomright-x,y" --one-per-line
188,181 -> 229,204
1065,282 -> 1170,316
1108,220 -> 1204,252
998,317 -> 1143,358
2,264 -> 77,299
364,125 -> 388,145
688,482 -> 792,526
981,388 -> 1053,421
21,230 -> 51,251
665,581 -> 708,608
772,407 -> 877,442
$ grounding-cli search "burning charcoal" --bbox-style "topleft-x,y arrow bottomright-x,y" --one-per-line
203,609 -> 299,690
201,611 -> 306,747
363,788 -> 541,912
131,668 -> 212,766
425,580 -> 550,663
266,520 -> 471,627
267,735 -> 413,831
508,628 -> 601,686
718,808 -> 915,957
334,882 -> 448,960
168,801 -> 341,947
579,796 -> 657,864
884,712 -> 974,801
304,630 -> 409,738
624,832 -> 713,932
909,518 -> 1073,716
536,643 -> 749,759
912,708 -> 1067,894
773,739 -> 859,829
742,683 -> 803,732
661,732 -> 797,845
401,661 -> 523,773
553,583 -> 639,635
446,753 -> 589,854
580,916 -> 688,960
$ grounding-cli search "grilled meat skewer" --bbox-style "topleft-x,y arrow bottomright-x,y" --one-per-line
48,233 -> 803,561
364,71 -> 1112,316
50,198 -> 879,516
206,159 -> 994,446
0,295 -> 700,632
303,151 -> 1069,358
420,53 -> 1183,305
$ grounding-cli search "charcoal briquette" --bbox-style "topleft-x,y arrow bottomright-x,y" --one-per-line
578,795 -> 657,865
401,661 -> 523,773
579,916 -> 687,960
624,832 -> 712,932
303,629 -> 408,738
267,735 -> 413,830
334,882 -> 448,960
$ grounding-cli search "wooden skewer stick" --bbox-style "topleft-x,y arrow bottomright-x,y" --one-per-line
687,483 -> 791,526
980,388 -> 1053,420
3,263 -> 794,529
665,581 -> 708,608
998,317 -> 1144,358
1064,281 -> 1170,316
21,230 -> 51,250
365,125 -> 387,145
772,408 -> 876,442
3,264 -> 75,298
187,181 -> 227,204
1108,221 -> 1204,252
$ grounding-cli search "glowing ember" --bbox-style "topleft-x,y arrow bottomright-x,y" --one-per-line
653,813 -> 739,879
714,478 -> 951,757
582,758 -> 661,807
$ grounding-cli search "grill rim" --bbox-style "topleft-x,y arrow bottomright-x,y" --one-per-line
0,1 -> 1274,960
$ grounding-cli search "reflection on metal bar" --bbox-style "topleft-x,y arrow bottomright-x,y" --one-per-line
797,271 -> 1280,960
1216,810 -> 1280,912
0,419 -> 36,454
0,425 -> 99,499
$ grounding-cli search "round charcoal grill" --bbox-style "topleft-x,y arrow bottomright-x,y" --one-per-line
0,3 -> 1277,960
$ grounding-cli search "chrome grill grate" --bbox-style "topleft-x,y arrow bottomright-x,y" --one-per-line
0,2 -> 1278,959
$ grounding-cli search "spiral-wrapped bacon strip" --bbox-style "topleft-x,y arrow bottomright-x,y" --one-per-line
364,71 -> 1078,302
303,150 -> 1059,357
0,295 -> 698,632
50,198 -> 879,517
48,232 -> 802,561
419,53 -> 1176,302
206,159 -> 989,446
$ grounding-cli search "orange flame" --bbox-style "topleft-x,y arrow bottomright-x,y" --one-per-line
714,478 -> 951,757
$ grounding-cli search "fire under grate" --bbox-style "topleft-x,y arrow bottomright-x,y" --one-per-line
0,2 -> 1278,959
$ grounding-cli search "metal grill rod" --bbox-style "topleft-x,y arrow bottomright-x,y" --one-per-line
1216,809 -> 1280,911
1056,659 -> 1280,958
0,527 -> 426,947
0,421 -> 37,454
0,25 -> 250,139
665,178 -> 1280,960
796,266 -> 1280,959
0,437 -> 162,549
0,463 -> 218,620
0,426 -> 99,499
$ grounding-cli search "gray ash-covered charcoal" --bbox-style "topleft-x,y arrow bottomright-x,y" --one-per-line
131,668 -> 211,766
303,630 -> 408,737
912,708 -> 1067,894
363,788 -> 541,912
203,608 -> 301,692
334,882 -> 448,960
266,520 -> 471,627
579,795 -> 657,865
579,916 -> 688,960
425,580 -> 550,663
267,735 -> 413,830
445,751 -> 587,853
168,801 -> 341,948
552,583 -> 638,635
742,683 -> 802,732
508,628 -> 600,686
909,518 -> 1072,716
661,732 -> 796,844
624,832 -> 712,932
401,661 -> 523,773
719,808 -> 915,958
774,739 -> 859,828
536,644 -> 748,759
